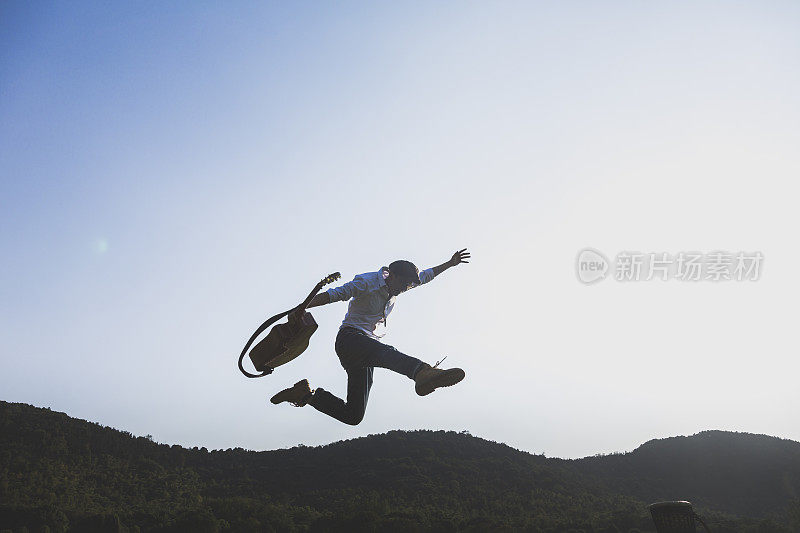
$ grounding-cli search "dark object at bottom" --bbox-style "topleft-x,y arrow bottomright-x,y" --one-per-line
649,501 -> 711,533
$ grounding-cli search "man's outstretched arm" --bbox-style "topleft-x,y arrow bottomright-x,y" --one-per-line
430,248 -> 471,278
306,292 -> 331,308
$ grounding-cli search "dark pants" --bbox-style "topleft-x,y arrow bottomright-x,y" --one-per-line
308,327 -> 424,425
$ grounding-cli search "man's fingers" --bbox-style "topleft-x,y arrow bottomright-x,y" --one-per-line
451,248 -> 470,265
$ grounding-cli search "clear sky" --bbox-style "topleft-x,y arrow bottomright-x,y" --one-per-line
2,2 -> 799,459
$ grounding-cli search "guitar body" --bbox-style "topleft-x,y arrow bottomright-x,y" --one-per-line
239,271 -> 340,378
249,312 -> 318,372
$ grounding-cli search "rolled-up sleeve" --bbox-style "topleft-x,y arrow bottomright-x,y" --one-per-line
326,275 -> 368,302
418,267 -> 435,285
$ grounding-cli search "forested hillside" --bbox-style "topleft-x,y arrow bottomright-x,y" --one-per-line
2,401 -> 799,532
575,430 -> 800,519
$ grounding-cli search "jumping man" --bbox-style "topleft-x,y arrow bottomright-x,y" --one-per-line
269,249 -> 470,425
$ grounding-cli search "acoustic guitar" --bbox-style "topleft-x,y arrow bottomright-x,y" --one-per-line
238,272 -> 341,378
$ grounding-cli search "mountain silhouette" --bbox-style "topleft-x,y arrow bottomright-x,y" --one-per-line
575,430 -> 800,518
2,400 -> 799,532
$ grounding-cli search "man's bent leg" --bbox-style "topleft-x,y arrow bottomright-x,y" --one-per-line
336,328 -> 423,379
366,342 -> 424,379
308,366 -> 373,425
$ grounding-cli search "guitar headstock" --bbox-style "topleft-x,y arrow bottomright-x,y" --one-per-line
320,272 -> 341,287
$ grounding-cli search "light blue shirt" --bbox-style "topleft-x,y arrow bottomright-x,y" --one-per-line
326,266 -> 436,339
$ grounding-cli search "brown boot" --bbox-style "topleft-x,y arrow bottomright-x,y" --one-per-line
270,379 -> 314,407
414,360 -> 465,396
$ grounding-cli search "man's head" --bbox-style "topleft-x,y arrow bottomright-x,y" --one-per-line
385,259 -> 421,296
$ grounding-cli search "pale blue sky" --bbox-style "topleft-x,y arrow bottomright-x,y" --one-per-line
2,2 -> 799,458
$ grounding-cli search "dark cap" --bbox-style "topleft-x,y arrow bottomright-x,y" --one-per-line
388,260 -> 421,285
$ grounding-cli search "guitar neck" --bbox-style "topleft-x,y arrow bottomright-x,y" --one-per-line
293,272 -> 340,314
295,283 -> 324,314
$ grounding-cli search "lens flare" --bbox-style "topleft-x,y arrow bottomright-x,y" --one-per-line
92,238 -> 109,255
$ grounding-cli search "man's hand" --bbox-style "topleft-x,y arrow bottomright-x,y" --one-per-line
289,307 -> 305,323
448,248 -> 470,267
289,292 -> 330,322
433,248 -> 471,277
